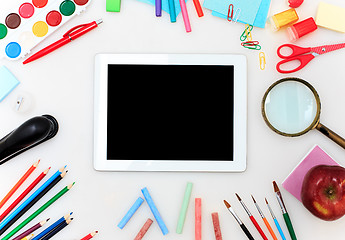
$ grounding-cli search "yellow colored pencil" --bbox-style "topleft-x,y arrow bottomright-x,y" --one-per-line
251,195 -> 278,240
21,233 -> 34,240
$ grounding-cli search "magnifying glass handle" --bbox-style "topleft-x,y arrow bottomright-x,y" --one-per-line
316,123 -> 345,149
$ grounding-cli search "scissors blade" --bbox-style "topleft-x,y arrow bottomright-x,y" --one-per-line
311,43 -> 345,55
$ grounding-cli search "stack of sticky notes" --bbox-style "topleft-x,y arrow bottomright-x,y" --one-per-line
203,0 -> 272,28
0,66 -> 20,102
282,145 -> 340,202
316,2 -> 345,33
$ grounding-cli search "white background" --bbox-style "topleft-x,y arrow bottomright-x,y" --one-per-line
1,0 -> 345,239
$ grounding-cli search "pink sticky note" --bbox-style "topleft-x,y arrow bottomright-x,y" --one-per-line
282,145 -> 340,202
195,198 -> 202,240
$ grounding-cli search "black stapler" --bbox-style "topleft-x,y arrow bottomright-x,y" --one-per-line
0,115 -> 59,165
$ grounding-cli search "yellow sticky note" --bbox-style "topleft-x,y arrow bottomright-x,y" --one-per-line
316,2 -> 345,33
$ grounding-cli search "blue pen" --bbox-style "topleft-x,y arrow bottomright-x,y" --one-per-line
31,212 -> 72,240
117,197 -> 144,229
141,187 -> 169,235
266,198 -> 287,240
0,166 -> 66,231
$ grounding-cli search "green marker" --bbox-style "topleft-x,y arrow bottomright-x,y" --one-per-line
106,0 -> 121,12
176,182 -> 193,234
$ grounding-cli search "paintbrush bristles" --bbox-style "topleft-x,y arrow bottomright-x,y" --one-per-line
223,200 -> 231,208
251,195 -> 256,203
273,181 -> 280,192
235,193 -> 241,201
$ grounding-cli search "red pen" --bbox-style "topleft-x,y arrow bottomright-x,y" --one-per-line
23,19 -> 103,64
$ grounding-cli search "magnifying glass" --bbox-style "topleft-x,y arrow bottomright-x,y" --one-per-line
262,77 -> 345,149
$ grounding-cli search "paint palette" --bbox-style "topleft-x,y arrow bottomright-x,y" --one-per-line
0,0 -> 91,60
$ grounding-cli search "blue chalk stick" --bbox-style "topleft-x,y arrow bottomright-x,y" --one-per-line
141,187 -> 169,235
117,197 -> 144,229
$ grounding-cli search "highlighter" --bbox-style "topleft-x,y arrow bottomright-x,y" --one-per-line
287,17 -> 317,42
269,8 -> 299,31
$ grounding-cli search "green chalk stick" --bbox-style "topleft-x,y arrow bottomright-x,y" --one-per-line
106,0 -> 121,12
176,182 -> 193,234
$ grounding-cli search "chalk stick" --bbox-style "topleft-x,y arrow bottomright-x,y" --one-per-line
117,197 -> 144,229
211,212 -> 223,240
176,182 -> 193,234
141,187 -> 169,235
195,198 -> 202,240
134,218 -> 153,240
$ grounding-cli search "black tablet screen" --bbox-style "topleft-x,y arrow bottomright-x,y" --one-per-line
107,64 -> 234,161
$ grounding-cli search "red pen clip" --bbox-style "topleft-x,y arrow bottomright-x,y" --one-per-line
63,24 -> 89,39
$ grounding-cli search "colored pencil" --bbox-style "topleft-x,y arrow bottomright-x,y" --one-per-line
235,193 -> 268,240
0,166 -> 65,232
40,218 -> 73,240
134,218 -> 153,240
265,198 -> 287,240
0,160 -> 39,209
273,181 -> 297,240
1,183 -> 74,240
80,231 -> 98,240
211,212 -> 223,240
11,218 -> 49,240
0,167 -> 50,222
223,200 -> 254,240
31,213 -> 73,240
21,233 -> 34,240
0,170 -> 67,235
179,0 -> 191,32
251,195 -> 278,240
176,182 -> 193,234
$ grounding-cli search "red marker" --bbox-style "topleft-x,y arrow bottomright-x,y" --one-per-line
23,19 -> 103,64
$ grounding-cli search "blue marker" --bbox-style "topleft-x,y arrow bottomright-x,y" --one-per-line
31,212 -> 73,240
0,166 -> 66,231
117,197 -> 144,229
266,198 -> 287,240
141,187 -> 168,235
168,0 -> 176,22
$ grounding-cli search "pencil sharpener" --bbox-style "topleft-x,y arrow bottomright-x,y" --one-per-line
0,115 -> 59,165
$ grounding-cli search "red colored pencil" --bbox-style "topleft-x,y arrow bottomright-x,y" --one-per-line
235,193 -> 268,240
0,160 -> 40,209
0,167 -> 50,222
80,231 -> 98,240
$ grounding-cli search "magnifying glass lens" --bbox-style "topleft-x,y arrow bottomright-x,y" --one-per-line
264,81 -> 318,135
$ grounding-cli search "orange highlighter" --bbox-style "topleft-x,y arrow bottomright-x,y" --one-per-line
23,19 -> 102,64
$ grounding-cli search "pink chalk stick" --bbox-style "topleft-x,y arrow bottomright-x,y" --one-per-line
211,212 -> 223,240
195,198 -> 202,240
134,218 -> 153,240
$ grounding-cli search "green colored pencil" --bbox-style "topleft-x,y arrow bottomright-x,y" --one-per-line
1,183 -> 74,240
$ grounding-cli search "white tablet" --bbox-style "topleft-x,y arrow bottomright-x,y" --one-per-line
93,54 -> 247,172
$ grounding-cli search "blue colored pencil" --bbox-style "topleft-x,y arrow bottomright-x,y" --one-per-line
0,166 -> 66,231
31,212 -> 72,240
117,197 -> 144,229
265,198 -> 287,240
141,187 -> 168,235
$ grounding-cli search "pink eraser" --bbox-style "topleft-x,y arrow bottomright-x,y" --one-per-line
134,218 -> 153,240
195,198 -> 202,240
211,212 -> 223,240
282,145 -> 340,202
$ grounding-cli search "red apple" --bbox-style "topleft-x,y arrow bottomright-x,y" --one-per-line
301,164 -> 345,221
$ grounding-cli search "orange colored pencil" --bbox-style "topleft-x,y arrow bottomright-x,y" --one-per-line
251,195 -> 278,240
0,160 -> 40,209
80,231 -> 98,240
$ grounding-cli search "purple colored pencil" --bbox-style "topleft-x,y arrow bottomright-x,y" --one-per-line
11,219 -> 49,240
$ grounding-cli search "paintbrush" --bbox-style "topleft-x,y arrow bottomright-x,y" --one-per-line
223,200 -> 254,240
273,181 -> 297,240
235,193 -> 268,240
265,198 -> 287,240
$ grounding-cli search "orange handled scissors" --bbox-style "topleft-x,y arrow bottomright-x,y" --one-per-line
276,43 -> 345,73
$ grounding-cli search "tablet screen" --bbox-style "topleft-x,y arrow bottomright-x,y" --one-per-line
107,64 -> 234,161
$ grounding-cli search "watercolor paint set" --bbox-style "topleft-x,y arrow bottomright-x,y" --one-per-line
0,0 -> 91,60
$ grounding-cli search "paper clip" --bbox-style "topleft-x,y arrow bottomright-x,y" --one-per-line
227,4 -> 234,22
241,41 -> 261,50
240,24 -> 253,41
232,8 -> 240,22
259,52 -> 266,70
